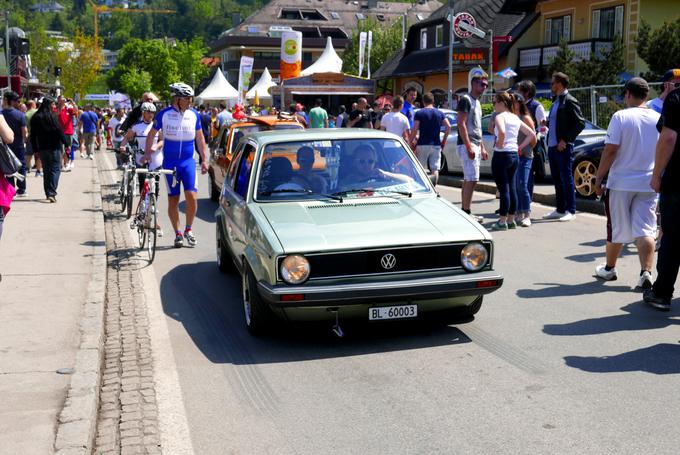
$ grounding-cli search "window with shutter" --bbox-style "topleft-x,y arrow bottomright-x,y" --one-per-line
544,18 -> 552,44
563,15 -> 571,41
592,10 -> 600,38
614,5 -> 624,36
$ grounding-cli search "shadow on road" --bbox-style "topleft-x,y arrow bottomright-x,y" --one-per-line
160,261 -> 472,364
517,279 -> 632,299
543,302 -> 680,336
178,197 -> 217,224
564,343 -> 680,374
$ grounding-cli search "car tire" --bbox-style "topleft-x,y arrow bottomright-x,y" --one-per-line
462,295 -> 483,317
216,223 -> 236,274
242,264 -> 275,336
573,157 -> 599,199
208,171 -> 219,202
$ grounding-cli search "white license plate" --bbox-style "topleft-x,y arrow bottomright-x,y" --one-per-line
368,305 -> 418,321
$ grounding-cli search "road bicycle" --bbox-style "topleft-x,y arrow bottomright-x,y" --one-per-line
117,144 -> 137,219
131,166 -> 175,264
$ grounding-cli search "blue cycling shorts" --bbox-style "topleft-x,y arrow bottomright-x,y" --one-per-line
163,158 -> 198,196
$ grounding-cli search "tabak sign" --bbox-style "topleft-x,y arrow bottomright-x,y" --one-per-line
452,48 -> 488,66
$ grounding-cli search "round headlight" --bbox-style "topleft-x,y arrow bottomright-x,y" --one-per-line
280,255 -> 311,284
460,242 -> 488,272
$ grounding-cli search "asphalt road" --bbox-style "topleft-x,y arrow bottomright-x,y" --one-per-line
103,156 -> 680,455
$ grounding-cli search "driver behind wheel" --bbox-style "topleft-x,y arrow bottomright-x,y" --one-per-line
339,145 -> 412,191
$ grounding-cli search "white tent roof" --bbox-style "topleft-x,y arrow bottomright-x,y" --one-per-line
300,37 -> 343,76
246,67 -> 276,99
196,69 -> 238,101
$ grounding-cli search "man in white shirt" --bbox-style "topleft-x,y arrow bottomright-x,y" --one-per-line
108,107 -> 127,168
594,77 -> 660,289
379,96 -> 411,143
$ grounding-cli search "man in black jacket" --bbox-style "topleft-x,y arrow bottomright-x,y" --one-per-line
543,72 -> 585,222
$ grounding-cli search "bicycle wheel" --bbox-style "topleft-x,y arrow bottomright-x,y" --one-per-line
126,175 -> 134,219
119,171 -> 127,212
146,194 -> 158,263
136,197 -> 146,249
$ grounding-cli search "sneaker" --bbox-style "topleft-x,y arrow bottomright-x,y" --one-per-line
543,210 -> 565,220
157,228 -> 164,238
489,221 -> 508,231
47,196 -> 56,203
80,152 -> 85,158
635,271 -> 653,291
61,165 -> 70,172
520,217 -> 532,227
595,264 -> 617,281
472,215 -> 484,224
559,212 -> 576,222
35,170 -> 42,177
507,220 -> 517,229
184,230 -> 197,247
88,154 -> 94,160
16,192 -> 27,198
174,234 -> 184,248
69,161 -> 75,170
643,289 -> 671,311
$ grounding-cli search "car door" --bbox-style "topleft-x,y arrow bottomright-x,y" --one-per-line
222,141 -> 257,264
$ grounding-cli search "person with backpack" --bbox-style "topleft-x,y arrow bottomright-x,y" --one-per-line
30,97 -> 70,203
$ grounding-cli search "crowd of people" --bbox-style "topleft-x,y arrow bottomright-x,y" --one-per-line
0,68 -> 678,308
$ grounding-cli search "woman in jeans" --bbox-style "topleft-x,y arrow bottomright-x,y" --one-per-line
30,97 -> 70,203
490,92 -> 536,231
512,93 -> 536,227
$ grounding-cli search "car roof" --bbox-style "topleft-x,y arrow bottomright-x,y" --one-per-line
246,128 -> 402,145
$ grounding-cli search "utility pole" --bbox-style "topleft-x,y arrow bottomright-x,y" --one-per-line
447,0 -> 454,108
488,28 -> 493,94
5,11 -> 10,92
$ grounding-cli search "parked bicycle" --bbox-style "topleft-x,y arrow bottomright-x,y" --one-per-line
117,144 -> 138,219
131,166 -> 175,263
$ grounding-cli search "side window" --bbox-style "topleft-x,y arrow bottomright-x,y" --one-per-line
227,142 -> 244,188
234,144 -> 257,199
219,128 -> 229,149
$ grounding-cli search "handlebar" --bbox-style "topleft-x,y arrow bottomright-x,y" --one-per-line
135,168 -> 175,175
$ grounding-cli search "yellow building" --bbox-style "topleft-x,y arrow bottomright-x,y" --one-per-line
517,0 -> 679,82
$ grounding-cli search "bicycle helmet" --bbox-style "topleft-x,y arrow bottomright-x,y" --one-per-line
141,102 -> 157,112
169,82 -> 194,97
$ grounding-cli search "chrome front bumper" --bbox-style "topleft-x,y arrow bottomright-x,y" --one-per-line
257,270 -> 503,307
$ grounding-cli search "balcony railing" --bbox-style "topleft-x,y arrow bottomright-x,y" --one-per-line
518,39 -> 613,69
223,57 -> 314,72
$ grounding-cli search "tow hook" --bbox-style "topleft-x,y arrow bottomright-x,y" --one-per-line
327,307 -> 344,338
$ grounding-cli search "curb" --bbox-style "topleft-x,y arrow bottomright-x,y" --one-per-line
438,175 -> 605,216
54,161 -> 107,455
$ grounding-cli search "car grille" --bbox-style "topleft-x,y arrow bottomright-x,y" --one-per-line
279,243 -> 488,281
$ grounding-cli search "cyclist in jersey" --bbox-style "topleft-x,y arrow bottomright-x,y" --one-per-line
144,83 -> 207,248
119,102 -> 164,188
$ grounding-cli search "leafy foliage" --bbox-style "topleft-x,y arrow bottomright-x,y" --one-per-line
170,38 -> 210,88
637,18 -> 680,81
342,17 -> 403,77
61,30 -> 104,99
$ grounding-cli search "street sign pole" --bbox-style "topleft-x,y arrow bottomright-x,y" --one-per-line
488,28 -> 493,94
5,11 -> 10,92
447,0 -> 454,108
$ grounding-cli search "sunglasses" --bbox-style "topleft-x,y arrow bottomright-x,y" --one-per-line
476,81 -> 489,88
357,159 -> 376,165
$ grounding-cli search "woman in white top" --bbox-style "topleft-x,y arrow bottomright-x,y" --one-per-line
490,92 -> 536,231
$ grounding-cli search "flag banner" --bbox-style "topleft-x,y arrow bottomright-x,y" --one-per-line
238,56 -> 254,105
358,31 -> 367,77
280,31 -> 302,80
367,31 -> 373,79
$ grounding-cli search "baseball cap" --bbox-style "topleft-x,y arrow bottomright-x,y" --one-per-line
623,77 -> 649,98
661,69 -> 680,82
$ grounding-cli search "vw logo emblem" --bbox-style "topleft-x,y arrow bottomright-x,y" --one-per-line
380,253 -> 397,270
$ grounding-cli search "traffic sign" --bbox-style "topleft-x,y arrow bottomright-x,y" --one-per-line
452,12 -> 477,39
458,20 -> 486,39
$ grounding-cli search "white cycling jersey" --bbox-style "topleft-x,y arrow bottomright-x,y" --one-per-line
132,121 -> 163,170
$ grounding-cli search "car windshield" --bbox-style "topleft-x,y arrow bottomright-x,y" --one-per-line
230,123 -> 303,153
255,138 -> 431,201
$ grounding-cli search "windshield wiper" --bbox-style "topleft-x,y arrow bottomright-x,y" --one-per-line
331,188 -> 412,198
260,188 -> 344,202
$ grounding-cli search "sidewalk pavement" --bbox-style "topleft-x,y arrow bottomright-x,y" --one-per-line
0,154 -> 106,454
439,175 -> 605,216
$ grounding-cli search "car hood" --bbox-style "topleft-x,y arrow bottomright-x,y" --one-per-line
258,197 -> 489,253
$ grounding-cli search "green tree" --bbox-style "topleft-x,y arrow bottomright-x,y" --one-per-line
107,38 -> 179,99
637,18 -> 680,80
171,38 -> 210,87
120,70 -> 152,101
547,39 -> 580,86
28,28 -> 60,83
60,30 -> 104,99
574,37 -> 626,86
342,17 -> 403,77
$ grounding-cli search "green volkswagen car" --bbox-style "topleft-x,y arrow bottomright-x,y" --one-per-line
215,129 -> 503,336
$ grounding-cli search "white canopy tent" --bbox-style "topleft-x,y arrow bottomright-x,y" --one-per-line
246,67 -> 277,100
195,69 -> 238,104
300,37 -> 343,76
